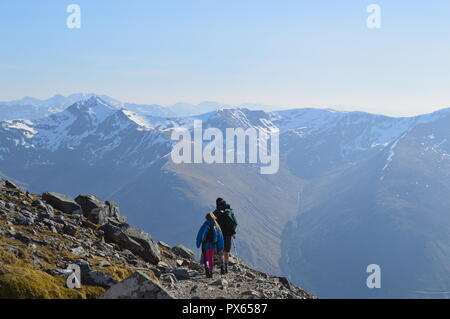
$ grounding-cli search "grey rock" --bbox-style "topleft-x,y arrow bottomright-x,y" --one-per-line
63,223 -> 77,236
84,270 -> 117,288
32,199 -> 47,210
71,246 -> 85,255
100,271 -> 174,299
14,232 -> 31,244
42,192 -> 82,215
4,180 -> 18,189
98,260 -> 111,267
52,214 -> 65,224
172,245 -> 195,260
100,223 -> 161,264
278,277 -> 292,290
73,258 -> 91,271
166,268 -> 190,280
246,272 -> 256,279
158,241 -> 171,249
211,278 -> 228,286
162,273 -> 177,285
241,290 -> 261,298
74,194 -> 126,225
13,215 -> 34,226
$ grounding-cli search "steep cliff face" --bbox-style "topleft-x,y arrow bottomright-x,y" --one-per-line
0,178 -> 314,299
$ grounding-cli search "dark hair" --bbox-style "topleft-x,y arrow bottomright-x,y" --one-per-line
216,197 -> 223,205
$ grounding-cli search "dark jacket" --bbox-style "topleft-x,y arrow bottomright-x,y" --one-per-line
213,208 -> 238,236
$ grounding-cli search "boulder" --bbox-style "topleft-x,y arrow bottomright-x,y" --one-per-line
85,270 -> 117,288
74,194 -> 126,225
42,192 -> 82,215
165,268 -> 190,280
63,223 -> 77,236
100,223 -> 161,264
4,180 -> 18,189
71,259 -> 117,288
172,245 -> 195,260
100,271 -> 174,299
278,276 -> 292,290
13,215 -> 34,226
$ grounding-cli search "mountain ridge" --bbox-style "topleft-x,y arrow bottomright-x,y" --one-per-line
0,177 -> 314,299
0,96 -> 449,298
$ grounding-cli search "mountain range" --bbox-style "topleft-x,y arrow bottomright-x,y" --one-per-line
0,93 -> 280,121
0,94 -> 449,298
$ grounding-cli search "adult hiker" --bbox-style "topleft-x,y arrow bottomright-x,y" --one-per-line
213,198 -> 238,274
196,212 -> 224,278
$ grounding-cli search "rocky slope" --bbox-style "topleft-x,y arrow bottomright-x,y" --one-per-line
0,178 -> 314,299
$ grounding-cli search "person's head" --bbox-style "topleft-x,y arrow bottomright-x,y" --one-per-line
206,212 -> 221,231
216,197 -> 224,207
216,198 -> 227,209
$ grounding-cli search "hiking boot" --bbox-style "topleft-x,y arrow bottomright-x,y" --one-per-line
220,264 -> 226,275
205,267 -> 212,278
224,263 -> 229,274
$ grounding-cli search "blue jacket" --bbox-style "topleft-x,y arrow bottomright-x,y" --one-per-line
196,220 -> 224,251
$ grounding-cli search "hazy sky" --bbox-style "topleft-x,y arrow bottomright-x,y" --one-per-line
1,1 -> 450,116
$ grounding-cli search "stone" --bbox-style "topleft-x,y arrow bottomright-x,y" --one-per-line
158,241 -> 171,249
100,223 -> 160,264
4,180 -> 18,189
63,223 -> 77,236
13,215 -> 34,226
211,278 -> 229,286
71,246 -> 85,255
14,232 -> 31,244
176,259 -> 184,267
85,270 -> 117,288
42,192 -> 82,215
172,245 -> 195,260
98,260 -> 111,267
241,290 -> 260,298
246,271 -> 256,279
278,276 -> 292,290
166,268 -> 190,280
75,194 -> 126,225
162,273 -> 177,285
100,271 -> 174,299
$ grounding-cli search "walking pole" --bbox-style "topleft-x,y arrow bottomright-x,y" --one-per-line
232,236 -> 238,259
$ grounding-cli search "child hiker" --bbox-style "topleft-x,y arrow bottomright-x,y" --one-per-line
196,212 -> 224,278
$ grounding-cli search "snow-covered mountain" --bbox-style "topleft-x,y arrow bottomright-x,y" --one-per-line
1,96 -> 449,298
0,93 -> 282,121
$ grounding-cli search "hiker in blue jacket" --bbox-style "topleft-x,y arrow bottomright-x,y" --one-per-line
196,212 -> 224,278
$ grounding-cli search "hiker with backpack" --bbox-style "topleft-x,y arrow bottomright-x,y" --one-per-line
196,212 -> 224,278
213,198 -> 238,274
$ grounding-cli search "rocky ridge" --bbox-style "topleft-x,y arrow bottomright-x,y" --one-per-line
0,178 -> 314,299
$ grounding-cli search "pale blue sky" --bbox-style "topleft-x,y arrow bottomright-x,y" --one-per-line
1,1 -> 450,116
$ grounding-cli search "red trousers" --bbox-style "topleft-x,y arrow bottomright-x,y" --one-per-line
204,249 -> 215,272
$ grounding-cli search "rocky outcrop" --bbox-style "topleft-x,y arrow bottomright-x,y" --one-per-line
172,245 -> 195,260
100,222 -> 161,265
42,192 -> 82,215
75,194 -> 126,225
4,180 -> 18,190
0,182 -> 314,299
100,271 -> 174,299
